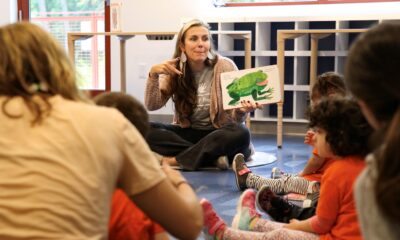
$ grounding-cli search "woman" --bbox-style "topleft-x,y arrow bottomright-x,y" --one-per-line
0,22 -> 202,240
145,19 -> 259,171
344,22 -> 400,239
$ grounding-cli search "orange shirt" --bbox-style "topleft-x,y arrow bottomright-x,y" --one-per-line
303,148 -> 335,182
109,189 -> 164,240
315,155 -> 365,240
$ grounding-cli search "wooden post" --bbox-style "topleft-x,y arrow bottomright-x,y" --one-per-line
276,31 -> 285,148
117,35 -> 135,93
244,33 -> 252,128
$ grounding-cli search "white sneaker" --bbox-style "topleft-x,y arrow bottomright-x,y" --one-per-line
271,167 -> 283,179
215,156 -> 229,170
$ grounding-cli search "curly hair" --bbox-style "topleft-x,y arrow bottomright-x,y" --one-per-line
309,97 -> 373,158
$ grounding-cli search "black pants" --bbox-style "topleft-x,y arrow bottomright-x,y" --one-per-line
146,122 -> 251,171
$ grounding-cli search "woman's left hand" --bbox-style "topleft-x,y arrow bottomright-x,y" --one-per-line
238,100 -> 262,113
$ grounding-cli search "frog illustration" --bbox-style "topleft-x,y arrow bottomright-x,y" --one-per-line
226,70 -> 273,106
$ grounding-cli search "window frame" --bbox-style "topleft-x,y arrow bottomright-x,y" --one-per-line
224,0 -> 399,7
17,0 -> 111,96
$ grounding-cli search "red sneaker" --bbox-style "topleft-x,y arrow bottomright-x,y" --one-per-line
200,199 -> 226,239
232,189 -> 260,231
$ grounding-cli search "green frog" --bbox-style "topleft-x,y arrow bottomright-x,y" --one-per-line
226,70 -> 273,106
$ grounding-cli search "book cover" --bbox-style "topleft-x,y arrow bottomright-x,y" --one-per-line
221,65 -> 281,110
286,192 -> 319,208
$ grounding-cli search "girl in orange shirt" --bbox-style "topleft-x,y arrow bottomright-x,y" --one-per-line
201,97 -> 372,240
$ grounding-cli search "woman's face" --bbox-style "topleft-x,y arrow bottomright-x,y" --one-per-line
181,26 -> 210,65
312,127 -> 334,158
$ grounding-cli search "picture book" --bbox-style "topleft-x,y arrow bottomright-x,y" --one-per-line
286,192 -> 319,208
220,65 -> 281,110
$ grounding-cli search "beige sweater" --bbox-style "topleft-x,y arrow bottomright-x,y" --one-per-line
145,56 -> 248,128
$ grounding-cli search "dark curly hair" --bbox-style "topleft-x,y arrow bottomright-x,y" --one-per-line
309,97 -> 372,158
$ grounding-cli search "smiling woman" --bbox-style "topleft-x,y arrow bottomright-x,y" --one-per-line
144,19 -> 260,171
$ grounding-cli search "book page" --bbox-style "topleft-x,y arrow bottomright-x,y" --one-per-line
221,65 -> 281,110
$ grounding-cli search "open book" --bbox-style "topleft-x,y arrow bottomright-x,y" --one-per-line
286,192 -> 319,208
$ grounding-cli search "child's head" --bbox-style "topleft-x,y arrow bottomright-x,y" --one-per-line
93,92 -> 149,137
311,72 -> 346,104
308,97 -> 372,158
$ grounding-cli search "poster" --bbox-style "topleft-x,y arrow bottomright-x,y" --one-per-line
221,65 -> 281,110
110,2 -> 122,32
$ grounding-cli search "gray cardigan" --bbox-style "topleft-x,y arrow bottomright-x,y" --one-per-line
144,56 -> 247,128
354,153 -> 400,239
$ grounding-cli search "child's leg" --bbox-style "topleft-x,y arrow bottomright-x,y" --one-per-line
224,190 -> 318,240
223,227 -> 319,240
246,174 -> 317,195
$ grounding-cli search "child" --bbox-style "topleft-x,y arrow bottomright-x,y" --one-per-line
93,92 -> 168,240
272,71 -> 347,179
344,22 -> 400,239
233,72 -> 346,221
202,97 -> 372,240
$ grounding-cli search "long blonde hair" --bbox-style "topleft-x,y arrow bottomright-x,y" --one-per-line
0,22 -> 87,125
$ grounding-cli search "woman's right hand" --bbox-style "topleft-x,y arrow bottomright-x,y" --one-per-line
149,58 -> 182,79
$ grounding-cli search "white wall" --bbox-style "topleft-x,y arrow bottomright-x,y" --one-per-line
110,0 -> 400,114
0,0 -> 17,26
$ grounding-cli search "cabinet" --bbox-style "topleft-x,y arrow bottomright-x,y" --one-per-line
207,18 -> 392,127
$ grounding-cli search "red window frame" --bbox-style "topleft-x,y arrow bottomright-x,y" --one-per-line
17,0 -> 111,97
225,0 -> 400,7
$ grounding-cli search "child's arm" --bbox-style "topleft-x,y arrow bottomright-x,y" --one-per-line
284,219 -> 314,233
299,154 -> 326,177
284,216 -> 334,234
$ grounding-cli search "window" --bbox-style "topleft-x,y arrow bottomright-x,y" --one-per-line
18,0 -> 110,92
223,0 -> 399,6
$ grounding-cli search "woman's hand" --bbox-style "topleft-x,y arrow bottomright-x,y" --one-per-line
149,58 -> 182,79
238,100 -> 262,113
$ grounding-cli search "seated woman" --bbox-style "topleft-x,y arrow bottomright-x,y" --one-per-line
0,22 -> 202,240
145,19 -> 259,171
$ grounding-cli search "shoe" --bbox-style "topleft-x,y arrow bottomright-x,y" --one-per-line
307,181 -> 320,194
256,185 -> 297,223
232,153 -> 251,191
232,189 -> 260,231
270,167 -> 283,179
200,199 -> 226,239
215,156 -> 229,170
